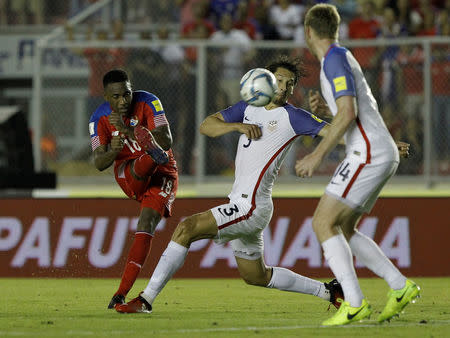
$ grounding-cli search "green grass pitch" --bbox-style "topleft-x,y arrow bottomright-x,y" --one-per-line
1,278 -> 449,337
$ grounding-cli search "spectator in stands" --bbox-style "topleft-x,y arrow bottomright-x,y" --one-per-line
388,0 -> 423,35
204,89 -> 235,175
126,0 -> 179,24
329,0 -> 359,21
396,45 -> 424,120
210,13 -> 254,104
181,1 -> 215,38
177,0 -> 207,27
233,0 -> 261,40
66,20 -> 127,118
209,13 -> 254,165
437,8 -> 449,35
209,0 -> 240,27
348,1 -> 380,99
269,0 -> 304,40
416,5 -> 437,36
177,11 -> 213,174
153,25 -> 185,71
431,40 -> 450,165
8,0 -> 44,24
128,31 -> 167,95
253,1 -> 280,40
0,0 -> 7,25
376,7 -> 408,111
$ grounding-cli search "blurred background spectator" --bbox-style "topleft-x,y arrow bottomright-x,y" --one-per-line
66,20 -> 127,117
269,0 -> 304,40
210,13 -> 253,104
348,1 -> 380,98
209,0 -> 240,27
376,7 -> 408,111
0,0 -> 449,179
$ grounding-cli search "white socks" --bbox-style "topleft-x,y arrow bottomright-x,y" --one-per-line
349,231 -> 406,290
322,234 -> 364,307
142,241 -> 188,304
267,267 -> 329,301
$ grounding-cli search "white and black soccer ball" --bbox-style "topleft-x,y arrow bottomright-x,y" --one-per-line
239,68 -> 278,107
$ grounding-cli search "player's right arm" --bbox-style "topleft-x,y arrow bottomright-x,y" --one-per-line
90,112 -> 124,171
93,134 -> 123,171
200,112 -> 261,139
309,90 -> 332,118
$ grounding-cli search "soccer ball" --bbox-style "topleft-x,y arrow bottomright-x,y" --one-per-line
239,68 -> 278,107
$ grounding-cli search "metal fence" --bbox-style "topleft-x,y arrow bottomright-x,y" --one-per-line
31,36 -> 450,186
30,1 -> 450,187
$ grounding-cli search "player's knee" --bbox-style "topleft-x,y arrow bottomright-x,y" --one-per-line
172,217 -> 197,245
239,269 -> 269,287
343,227 -> 356,241
312,218 -> 326,233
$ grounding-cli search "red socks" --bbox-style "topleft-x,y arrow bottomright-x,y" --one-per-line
116,232 -> 153,296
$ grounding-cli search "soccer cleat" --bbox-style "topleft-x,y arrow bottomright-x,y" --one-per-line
115,293 -> 152,314
378,279 -> 421,323
107,294 -> 125,309
324,279 -> 344,309
134,125 -> 168,165
322,298 -> 372,326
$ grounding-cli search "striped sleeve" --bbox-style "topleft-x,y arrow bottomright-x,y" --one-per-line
89,114 -> 109,151
89,119 -> 102,151
154,112 -> 168,127
91,135 -> 101,151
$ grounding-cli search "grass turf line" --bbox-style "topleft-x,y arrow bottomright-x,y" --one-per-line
1,277 -> 449,337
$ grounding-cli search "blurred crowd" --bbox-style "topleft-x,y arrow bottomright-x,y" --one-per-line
2,0 -> 448,177
1,0 -> 449,38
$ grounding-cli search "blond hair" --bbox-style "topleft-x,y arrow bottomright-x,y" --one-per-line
304,4 -> 340,39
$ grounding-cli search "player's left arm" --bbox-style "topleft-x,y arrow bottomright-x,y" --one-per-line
296,96 -> 355,177
200,112 -> 261,139
141,93 -> 173,150
317,124 -> 345,145
313,95 -> 356,158
151,124 -> 173,151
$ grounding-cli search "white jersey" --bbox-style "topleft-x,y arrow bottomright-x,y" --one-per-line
221,102 -> 326,210
320,43 -> 399,163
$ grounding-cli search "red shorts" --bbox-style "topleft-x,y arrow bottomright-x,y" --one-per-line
115,161 -> 178,218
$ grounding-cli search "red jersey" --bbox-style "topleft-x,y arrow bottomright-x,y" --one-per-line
89,90 -> 177,177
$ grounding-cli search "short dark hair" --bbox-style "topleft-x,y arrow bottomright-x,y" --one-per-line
266,55 -> 307,85
103,69 -> 129,88
304,4 -> 340,39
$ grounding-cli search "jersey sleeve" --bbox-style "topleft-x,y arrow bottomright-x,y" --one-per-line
89,116 -> 110,151
138,92 -> 168,129
323,49 -> 356,100
285,105 -> 328,137
220,101 -> 248,123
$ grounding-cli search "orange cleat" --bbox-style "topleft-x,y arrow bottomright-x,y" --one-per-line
115,293 -> 152,314
134,125 -> 168,165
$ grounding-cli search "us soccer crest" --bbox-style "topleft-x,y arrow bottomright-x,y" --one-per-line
130,116 -> 139,127
268,120 -> 278,131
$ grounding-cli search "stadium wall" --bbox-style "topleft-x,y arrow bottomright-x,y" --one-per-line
0,197 -> 448,278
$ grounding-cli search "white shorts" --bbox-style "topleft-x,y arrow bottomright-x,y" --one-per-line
325,154 -> 399,213
210,199 -> 272,260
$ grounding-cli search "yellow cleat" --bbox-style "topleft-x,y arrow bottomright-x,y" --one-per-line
322,298 -> 372,326
378,279 -> 421,323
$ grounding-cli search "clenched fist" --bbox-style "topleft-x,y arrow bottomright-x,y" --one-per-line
111,131 -> 125,152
